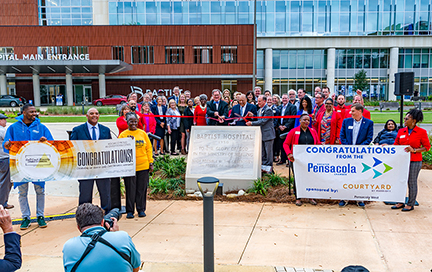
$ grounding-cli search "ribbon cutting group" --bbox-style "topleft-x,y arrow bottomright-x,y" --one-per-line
0,85 -> 430,232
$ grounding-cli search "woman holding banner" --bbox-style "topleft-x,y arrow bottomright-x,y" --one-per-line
119,112 -> 154,219
392,109 -> 431,212
283,113 -> 320,206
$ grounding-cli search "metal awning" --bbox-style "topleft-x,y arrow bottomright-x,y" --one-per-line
0,60 -> 132,74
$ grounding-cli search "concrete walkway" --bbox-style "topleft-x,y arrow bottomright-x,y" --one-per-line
2,170 -> 431,272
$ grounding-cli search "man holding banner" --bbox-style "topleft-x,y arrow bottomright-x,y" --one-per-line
70,108 -> 112,214
3,104 -> 54,230
339,103 -> 374,207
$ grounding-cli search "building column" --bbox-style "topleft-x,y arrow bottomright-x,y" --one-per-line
388,47 -> 399,101
0,74 -> 7,95
326,48 -> 336,95
66,73 -> 73,106
32,74 -> 41,107
99,73 -> 106,99
264,48 -> 273,94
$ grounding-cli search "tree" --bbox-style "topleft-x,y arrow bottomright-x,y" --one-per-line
353,69 -> 368,92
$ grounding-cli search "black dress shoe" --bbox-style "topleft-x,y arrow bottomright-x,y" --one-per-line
402,206 -> 414,212
391,204 -> 405,209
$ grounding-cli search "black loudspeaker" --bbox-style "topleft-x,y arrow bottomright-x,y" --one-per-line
394,72 -> 414,96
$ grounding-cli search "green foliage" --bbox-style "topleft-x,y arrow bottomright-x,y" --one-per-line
423,150 -> 432,164
247,179 -> 269,196
149,177 -> 185,195
44,106 -> 117,115
149,177 -> 170,194
153,155 -> 186,178
263,173 -> 288,187
353,69 -> 368,92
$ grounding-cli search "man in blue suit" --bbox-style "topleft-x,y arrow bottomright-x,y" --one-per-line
70,108 -> 112,214
229,94 -> 257,126
0,205 -> 21,271
339,103 -> 374,207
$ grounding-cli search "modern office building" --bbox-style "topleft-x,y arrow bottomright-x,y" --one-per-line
1,0 -> 432,105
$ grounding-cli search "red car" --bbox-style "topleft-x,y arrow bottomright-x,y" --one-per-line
93,94 -> 127,106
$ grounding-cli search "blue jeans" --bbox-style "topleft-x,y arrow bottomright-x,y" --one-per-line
18,183 -> 45,219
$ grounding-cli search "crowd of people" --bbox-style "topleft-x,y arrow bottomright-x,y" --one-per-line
120,85 -> 430,211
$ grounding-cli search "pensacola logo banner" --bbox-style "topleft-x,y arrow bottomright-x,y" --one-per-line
293,145 -> 410,202
9,139 -> 136,183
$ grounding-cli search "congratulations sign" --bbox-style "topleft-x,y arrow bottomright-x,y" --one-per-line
9,139 -> 135,183
293,145 -> 410,202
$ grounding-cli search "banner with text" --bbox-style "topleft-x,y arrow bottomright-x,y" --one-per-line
293,145 -> 410,202
10,139 -> 136,183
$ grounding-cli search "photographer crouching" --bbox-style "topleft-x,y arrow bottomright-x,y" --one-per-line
62,203 -> 141,272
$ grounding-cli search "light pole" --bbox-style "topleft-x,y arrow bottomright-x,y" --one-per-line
197,177 -> 219,272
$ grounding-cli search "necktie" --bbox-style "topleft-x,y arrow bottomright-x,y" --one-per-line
281,105 -> 286,124
215,101 -> 219,110
241,106 -> 245,116
92,126 -> 97,140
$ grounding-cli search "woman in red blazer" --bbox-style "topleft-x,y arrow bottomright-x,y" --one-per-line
116,104 -> 131,135
140,102 -> 156,134
283,113 -> 320,206
314,98 -> 342,144
392,109 -> 431,212
194,94 -> 208,126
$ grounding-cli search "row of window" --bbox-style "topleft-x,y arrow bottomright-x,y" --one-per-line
336,49 -> 389,69
270,49 -> 327,70
398,49 -> 432,69
112,46 -> 238,64
103,0 -> 432,36
39,0 -> 93,26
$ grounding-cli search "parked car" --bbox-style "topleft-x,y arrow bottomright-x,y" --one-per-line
0,95 -> 26,107
93,94 -> 127,106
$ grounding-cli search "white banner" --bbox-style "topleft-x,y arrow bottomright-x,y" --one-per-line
293,145 -> 410,202
10,139 -> 136,183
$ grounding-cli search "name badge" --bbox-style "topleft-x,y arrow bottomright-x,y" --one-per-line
400,135 -> 406,138
348,126 -> 353,129
337,110 -> 341,112
295,131 -> 300,135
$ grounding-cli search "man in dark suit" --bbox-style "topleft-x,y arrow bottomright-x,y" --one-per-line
168,86 -> 180,104
70,108 -> 112,214
339,103 -> 374,207
276,93 -> 297,166
0,205 -> 21,271
229,94 -> 257,126
246,95 -> 276,173
207,89 -> 229,126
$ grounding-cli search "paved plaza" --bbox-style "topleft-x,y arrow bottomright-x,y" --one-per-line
2,166 -> 431,271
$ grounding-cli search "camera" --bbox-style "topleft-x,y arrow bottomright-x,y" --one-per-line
147,133 -> 161,141
104,208 -> 122,230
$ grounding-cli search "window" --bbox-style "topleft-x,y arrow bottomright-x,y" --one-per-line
0,47 -> 14,59
37,46 -> 89,59
131,46 -> 154,64
221,46 -> 237,63
165,46 -> 185,64
112,46 -> 124,61
193,46 -> 212,63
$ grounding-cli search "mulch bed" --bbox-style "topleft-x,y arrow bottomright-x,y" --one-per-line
422,163 -> 432,170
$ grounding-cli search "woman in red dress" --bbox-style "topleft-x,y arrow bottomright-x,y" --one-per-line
194,94 -> 208,126
140,102 -> 156,134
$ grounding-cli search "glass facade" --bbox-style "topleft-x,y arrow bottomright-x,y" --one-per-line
399,49 -> 432,96
272,49 -> 327,69
105,0 -> 432,36
336,49 -> 389,69
38,0 -> 93,26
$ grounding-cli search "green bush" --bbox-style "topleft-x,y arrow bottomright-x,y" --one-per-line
263,173 -> 287,187
423,150 -> 432,164
153,155 -> 186,178
247,179 -> 270,196
44,106 -> 117,115
149,177 -> 170,194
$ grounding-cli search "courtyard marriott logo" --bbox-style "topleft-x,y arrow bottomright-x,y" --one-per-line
362,157 -> 393,179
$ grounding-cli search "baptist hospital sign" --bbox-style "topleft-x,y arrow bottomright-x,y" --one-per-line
0,54 -> 90,61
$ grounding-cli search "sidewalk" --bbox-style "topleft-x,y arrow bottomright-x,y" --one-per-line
3,170 -> 432,272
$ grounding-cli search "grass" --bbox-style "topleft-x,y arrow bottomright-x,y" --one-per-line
370,112 -> 432,124
7,115 -> 118,123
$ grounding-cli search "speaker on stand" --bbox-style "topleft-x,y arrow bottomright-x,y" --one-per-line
394,72 -> 414,128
